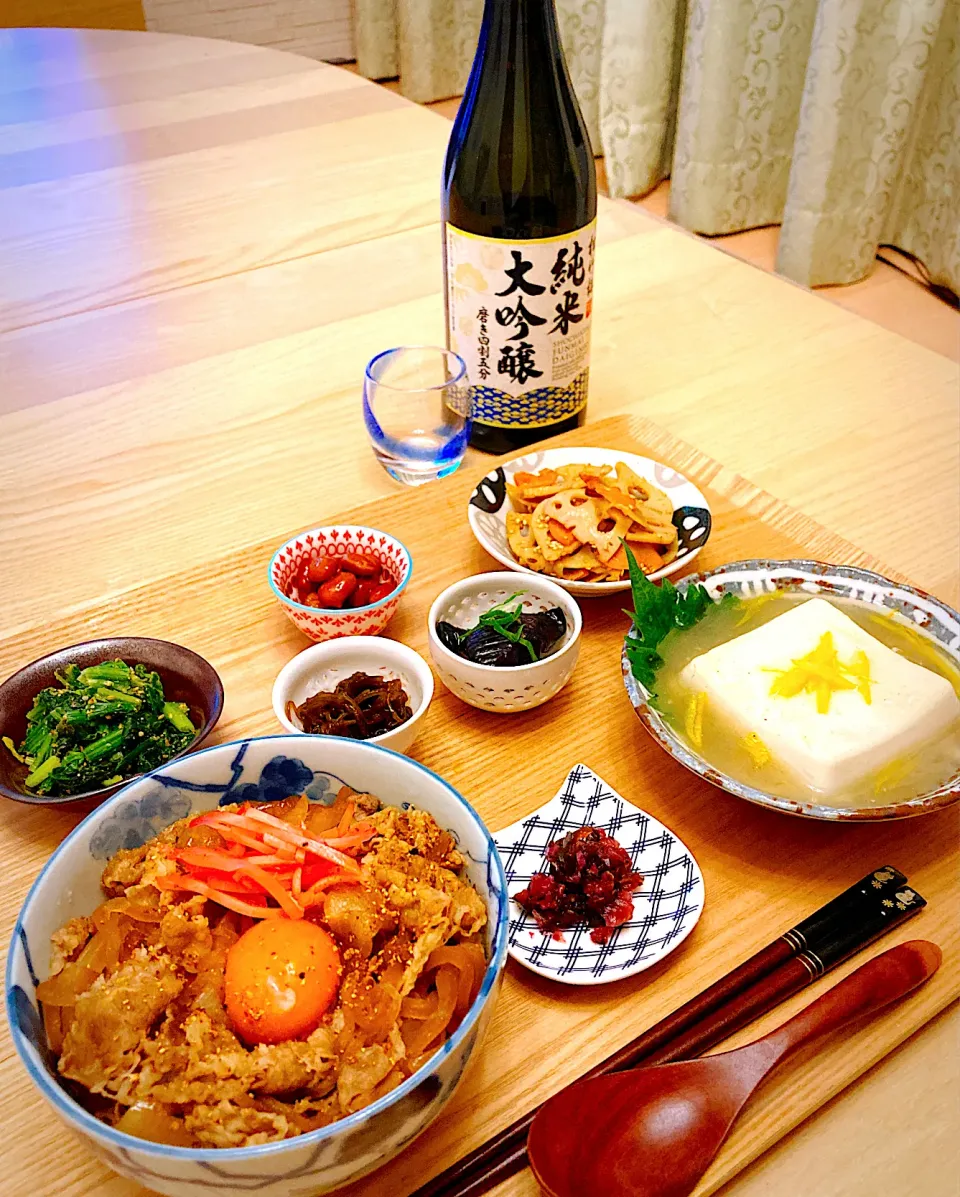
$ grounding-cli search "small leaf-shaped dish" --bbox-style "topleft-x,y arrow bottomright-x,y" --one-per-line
493,764 -> 705,985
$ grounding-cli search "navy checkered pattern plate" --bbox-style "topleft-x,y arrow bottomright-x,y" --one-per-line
494,764 -> 705,985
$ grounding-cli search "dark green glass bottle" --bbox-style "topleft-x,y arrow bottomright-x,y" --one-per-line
442,0 -> 597,455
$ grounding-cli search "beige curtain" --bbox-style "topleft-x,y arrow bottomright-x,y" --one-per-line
352,0 -> 959,293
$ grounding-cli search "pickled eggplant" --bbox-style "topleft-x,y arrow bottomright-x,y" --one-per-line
519,608 -> 567,656
435,621 -> 467,656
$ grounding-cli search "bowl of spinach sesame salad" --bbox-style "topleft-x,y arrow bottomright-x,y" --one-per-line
0,638 -> 223,806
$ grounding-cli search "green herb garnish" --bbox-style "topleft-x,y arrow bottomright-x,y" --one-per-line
476,592 -> 538,662
4,660 -> 197,797
622,542 -> 738,694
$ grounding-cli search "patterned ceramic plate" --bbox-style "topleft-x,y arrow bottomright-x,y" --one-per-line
622,560 -> 960,822
493,764 -> 705,985
467,446 -> 712,597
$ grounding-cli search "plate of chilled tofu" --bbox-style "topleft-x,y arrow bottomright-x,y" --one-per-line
621,560 -> 960,821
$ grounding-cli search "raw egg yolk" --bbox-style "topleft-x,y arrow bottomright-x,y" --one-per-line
224,918 -> 341,1045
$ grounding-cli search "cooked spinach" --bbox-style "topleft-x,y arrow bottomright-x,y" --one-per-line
3,661 -> 196,796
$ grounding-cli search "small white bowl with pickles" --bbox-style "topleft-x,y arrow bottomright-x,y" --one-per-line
272,637 -> 433,755
428,572 -> 581,713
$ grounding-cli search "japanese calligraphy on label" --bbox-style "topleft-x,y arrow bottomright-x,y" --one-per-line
445,220 -> 596,429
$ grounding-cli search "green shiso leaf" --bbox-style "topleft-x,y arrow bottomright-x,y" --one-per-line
622,541 -> 738,696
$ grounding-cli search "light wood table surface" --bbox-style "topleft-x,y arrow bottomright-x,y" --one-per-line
0,27 -> 957,1197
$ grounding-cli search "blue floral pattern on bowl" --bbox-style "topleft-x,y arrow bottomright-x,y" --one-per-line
6,736 -> 508,1197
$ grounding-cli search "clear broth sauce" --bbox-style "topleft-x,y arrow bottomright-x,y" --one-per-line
653,594 -> 960,808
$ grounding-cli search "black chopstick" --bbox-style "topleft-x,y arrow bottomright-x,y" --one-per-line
411,866 -> 925,1197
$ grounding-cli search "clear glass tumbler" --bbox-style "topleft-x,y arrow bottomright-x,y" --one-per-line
363,346 -> 471,486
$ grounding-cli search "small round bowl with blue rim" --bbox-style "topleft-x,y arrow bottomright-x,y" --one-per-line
622,560 -> 960,822
6,735 -> 508,1197
467,446 -> 712,598
268,525 -> 412,643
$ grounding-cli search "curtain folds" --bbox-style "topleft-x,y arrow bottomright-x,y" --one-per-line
352,0 -> 959,292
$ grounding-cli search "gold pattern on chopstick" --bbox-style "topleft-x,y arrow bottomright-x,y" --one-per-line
871,868 -> 897,888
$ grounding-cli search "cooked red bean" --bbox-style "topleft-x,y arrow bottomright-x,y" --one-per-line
366,579 -> 395,604
295,563 -> 312,593
341,553 -> 379,577
318,572 -> 358,608
307,554 -> 339,584
349,579 -> 373,608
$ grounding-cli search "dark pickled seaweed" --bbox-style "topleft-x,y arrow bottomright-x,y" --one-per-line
288,672 -> 411,739
435,594 -> 568,668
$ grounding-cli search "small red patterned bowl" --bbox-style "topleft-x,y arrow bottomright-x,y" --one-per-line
269,525 -> 413,643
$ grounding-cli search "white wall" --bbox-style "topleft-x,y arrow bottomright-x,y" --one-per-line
143,0 -> 355,62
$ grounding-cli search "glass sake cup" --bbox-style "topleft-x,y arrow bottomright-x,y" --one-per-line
363,346 -> 471,486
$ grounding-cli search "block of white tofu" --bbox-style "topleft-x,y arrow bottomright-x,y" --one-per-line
679,597 -> 960,796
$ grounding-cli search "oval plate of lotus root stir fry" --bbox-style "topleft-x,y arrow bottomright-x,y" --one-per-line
467,447 -> 713,597
493,764 -> 705,985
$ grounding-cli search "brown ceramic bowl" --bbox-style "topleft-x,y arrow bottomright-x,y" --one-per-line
0,637 -> 223,807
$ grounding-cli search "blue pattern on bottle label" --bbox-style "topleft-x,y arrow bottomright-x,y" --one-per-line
446,221 -> 595,429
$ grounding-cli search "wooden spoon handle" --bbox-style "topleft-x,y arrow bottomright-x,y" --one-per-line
754,940 -> 940,1069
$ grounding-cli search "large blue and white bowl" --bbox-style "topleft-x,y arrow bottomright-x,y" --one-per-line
6,736 -> 508,1197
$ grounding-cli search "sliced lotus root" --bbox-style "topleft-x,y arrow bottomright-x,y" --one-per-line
502,459 -> 680,583
550,544 -> 604,574
508,462 -> 613,510
531,492 -> 589,561
657,534 -> 679,567
507,465 -> 576,504
614,463 -> 674,520
533,490 -> 632,564
624,521 -> 677,548
624,542 -> 666,573
603,545 -> 630,574
584,477 -> 675,543
505,490 -> 538,514
506,511 -> 547,570
569,461 -> 612,486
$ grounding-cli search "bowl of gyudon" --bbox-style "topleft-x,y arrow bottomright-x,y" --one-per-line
6,735 -> 508,1197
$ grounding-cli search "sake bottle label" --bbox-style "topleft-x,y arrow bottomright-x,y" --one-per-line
445,221 -> 596,429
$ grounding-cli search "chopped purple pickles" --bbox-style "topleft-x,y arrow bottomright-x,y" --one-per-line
514,826 -> 643,944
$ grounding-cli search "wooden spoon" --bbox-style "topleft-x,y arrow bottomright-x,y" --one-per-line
527,939 -> 941,1197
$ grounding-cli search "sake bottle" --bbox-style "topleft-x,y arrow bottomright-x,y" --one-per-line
442,0 -> 597,455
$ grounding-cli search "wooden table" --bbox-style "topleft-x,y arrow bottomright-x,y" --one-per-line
1,26 -> 957,1197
